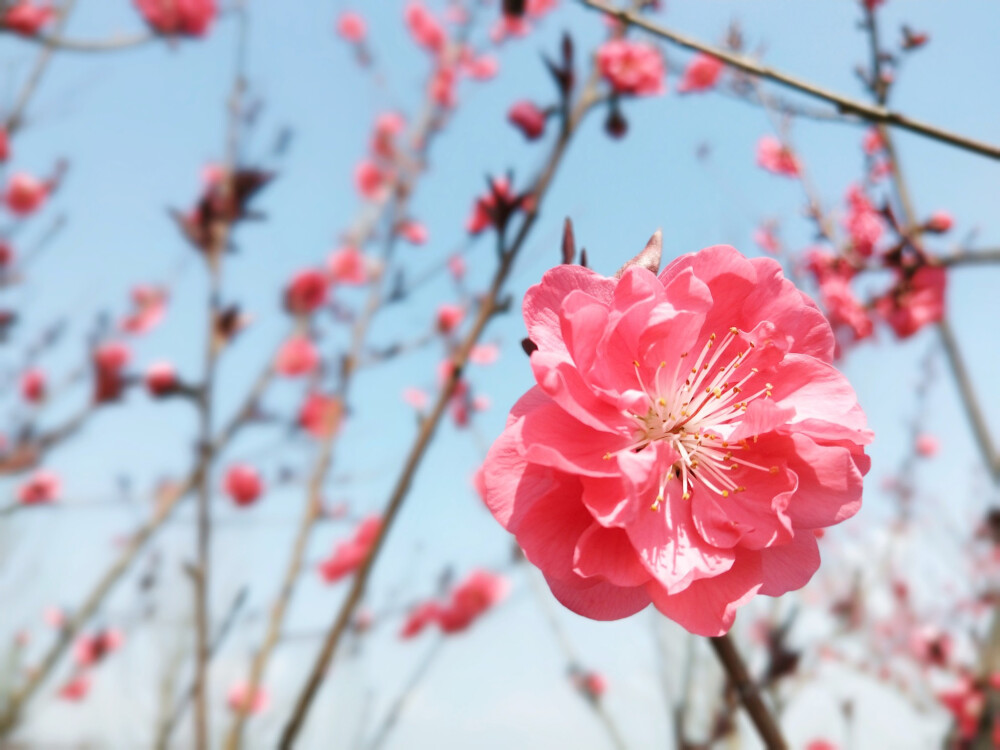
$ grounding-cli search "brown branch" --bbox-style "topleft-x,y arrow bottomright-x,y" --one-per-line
579,0 -> 1000,161
708,634 -> 787,750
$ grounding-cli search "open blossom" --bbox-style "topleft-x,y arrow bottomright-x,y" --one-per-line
134,0 -> 216,37
21,368 -> 46,403
2,2 -> 56,36
284,268 -> 329,315
275,335 -> 320,377
4,172 -> 49,216
224,464 -> 264,507
508,100 -> 547,140
18,470 -> 60,504
227,682 -> 269,715
817,275 -> 874,344
336,11 -> 366,42
677,53 -> 724,94
756,136 -> 800,178
481,239 -> 872,636
597,40 -> 665,97
938,675 -> 986,741
404,2 -> 446,53
401,570 -> 509,637
318,515 -> 382,583
844,185 -> 883,258
874,265 -> 945,338
74,629 -> 123,667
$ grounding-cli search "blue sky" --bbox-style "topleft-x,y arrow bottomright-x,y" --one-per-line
1,0 -> 998,747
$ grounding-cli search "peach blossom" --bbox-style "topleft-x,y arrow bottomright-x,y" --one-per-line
74,629 -> 123,667
874,265 -> 945,338
58,674 -> 91,701
145,362 -> 178,397
284,269 -> 329,315
404,2 -> 446,53
508,101 -> 547,140
328,246 -> 369,285
318,515 -> 382,583
227,681 -> 269,714
134,0 -> 216,37
20,368 -> 45,403
481,241 -> 872,635
18,470 -> 60,504
597,40 -> 665,96
275,335 -> 320,377
756,136 -> 800,178
121,285 -> 167,334
436,303 -> 464,334
398,219 -> 428,246
336,11 -> 366,42
2,2 -> 55,36
677,53 -> 724,94
224,464 -> 263,507
298,392 -> 343,439
4,172 -> 49,216
915,433 -> 939,458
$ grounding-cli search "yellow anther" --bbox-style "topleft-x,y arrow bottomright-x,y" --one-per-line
729,326 -> 739,334
769,466 -> 779,475
721,490 -> 729,498
658,397 -> 666,406
682,492 -> 690,500
603,452 -> 612,460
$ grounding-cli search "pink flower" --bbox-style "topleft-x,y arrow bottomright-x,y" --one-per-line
925,211 -> 953,233
18,470 -> 60,504
843,185 -> 882,258
284,269 -> 329,315
223,464 -> 264,507
336,11 -> 366,43
398,219 -> 428,246
756,136 -> 800,178
399,601 -> 441,638
74,629 -> 123,667
275,335 -> 320,377
328,246 -> 369,285
528,0 -> 558,15
58,675 -> 91,702
227,682 -> 269,715
298,392 -> 343,439
938,676 -> 985,741
120,285 -> 168,334
355,160 -> 392,201
402,387 -> 429,411
404,2 -> 446,53
21,368 -> 45,403
462,52 -> 499,81
862,128 -> 884,155
93,342 -> 130,403
145,362 -> 178,397
318,515 -> 382,583
2,2 -> 55,36
448,254 -> 466,281
4,172 -> 49,216
470,344 -> 500,365
436,303 -> 464,334
909,624 -> 951,667
816,276 -> 874,344
874,265 -> 945,338
0,128 -> 8,162
465,177 -> 528,235
134,0 -> 216,37
43,606 -> 66,628
915,433 -> 939,458
597,40 -> 665,96
805,742 -> 838,750
430,64 -> 457,108
752,224 -> 781,255
508,100 -> 547,140
436,569 -> 510,633
371,112 -> 406,159
480,241 -> 872,636
677,53 -> 724,94
574,670 -> 607,699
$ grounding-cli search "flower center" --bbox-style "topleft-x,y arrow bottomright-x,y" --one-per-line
617,327 -> 778,510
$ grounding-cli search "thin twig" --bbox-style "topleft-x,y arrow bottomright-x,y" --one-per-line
579,0 -> 1000,161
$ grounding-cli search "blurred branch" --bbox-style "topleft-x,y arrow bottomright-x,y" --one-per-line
277,45 -> 608,750
579,0 -> 1000,161
365,639 -> 445,750
708,634 -> 787,750
14,30 -> 154,53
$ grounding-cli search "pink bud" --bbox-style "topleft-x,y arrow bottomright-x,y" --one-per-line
224,464 -> 264,507
925,211 -> 953,233
145,362 -> 177,397
508,101 -> 546,140
336,11 -> 366,42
